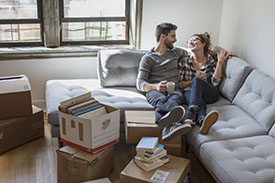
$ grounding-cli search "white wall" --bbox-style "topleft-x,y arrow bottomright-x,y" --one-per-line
0,57 -> 97,108
0,0 -> 224,108
141,0 -> 223,49
219,0 -> 275,79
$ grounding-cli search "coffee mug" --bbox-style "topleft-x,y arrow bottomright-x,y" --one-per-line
196,70 -> 202,77
166,81 -> 175,94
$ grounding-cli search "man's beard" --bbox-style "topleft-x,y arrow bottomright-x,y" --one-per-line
165,40 -> 174,49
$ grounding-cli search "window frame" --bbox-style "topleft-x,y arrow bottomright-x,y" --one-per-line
59,0 -> 130,46
0,0 -> 44,47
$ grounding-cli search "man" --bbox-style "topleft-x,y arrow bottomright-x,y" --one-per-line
136,22 -> 191,141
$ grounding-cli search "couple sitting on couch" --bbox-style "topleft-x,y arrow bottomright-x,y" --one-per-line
136,22 -> 234,141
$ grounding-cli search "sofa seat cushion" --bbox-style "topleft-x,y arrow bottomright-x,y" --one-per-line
46,79 -> 153,127
186,105 -> 267,153
233,69 -> 275,132
200,135 -> 275,183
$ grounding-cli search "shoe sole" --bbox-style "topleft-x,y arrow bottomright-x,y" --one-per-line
162,124 -> 192,142
158,106 -> 185,127
199,110 -> 219,135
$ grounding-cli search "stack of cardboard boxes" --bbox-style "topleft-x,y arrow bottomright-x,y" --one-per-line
56,92 -> 120,183
0,75 -> 44,154
122,110 -> 191,183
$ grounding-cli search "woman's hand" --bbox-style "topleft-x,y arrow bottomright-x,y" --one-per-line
217,49 -> 235,64
197,71 -> 207,80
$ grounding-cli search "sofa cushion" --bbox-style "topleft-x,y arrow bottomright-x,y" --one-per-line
218,56 -> 253,102
97,49 -> 147,87
233,69 -> 275,132
186,104 -> 267,154
200,135 -> 275,183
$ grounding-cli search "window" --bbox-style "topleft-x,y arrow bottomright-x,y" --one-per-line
60,0 -> 130,45
0,0 -> 43,46
0,0 -> 141,49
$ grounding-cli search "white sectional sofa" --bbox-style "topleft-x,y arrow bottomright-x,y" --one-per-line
46,48 -> 275,183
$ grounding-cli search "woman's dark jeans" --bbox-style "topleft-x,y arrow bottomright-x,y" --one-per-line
183,77 -> 219,121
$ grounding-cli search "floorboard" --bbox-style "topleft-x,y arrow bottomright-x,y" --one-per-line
0,113 -> 215,183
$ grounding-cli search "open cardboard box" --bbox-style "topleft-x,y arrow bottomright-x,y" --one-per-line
59,92 -> 120,153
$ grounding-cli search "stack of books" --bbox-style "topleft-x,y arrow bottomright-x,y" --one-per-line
60,97 -> 107,119
134,137 -> 169,171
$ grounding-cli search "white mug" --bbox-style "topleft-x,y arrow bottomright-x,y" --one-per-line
196,70 -> 202,77
166,81 -> 175,94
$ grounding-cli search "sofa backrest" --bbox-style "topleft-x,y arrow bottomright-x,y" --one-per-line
97,49 -> 147,87
233,69 -> 275,132
218,56 -> 253,102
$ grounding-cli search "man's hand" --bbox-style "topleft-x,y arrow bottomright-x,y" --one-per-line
156,80 -> 167,92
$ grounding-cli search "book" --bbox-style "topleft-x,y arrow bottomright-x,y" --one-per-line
78,106 -> 107,119
69,103 -> 103,116
59,92 -> 91,113
135,149 -> 167,163
66,98 -> 98,112
136,143 -> 164,159
136,137 -> 158,152
134,155 -> 169,171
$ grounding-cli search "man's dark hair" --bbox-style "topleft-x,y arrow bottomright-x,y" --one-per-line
155,22 -> 177,42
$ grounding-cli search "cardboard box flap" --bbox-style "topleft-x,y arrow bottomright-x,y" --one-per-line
73,147 -> 114,164
82,177 -> 111,183
74,150 -> 99,164
125,111 -> 155,124
33,105 -> 43,113
0,75 -> 31,94
59,145 -> 79,155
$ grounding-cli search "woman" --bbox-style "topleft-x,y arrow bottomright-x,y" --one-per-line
178,32 -> 233,135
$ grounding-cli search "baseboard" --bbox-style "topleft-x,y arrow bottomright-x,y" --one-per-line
33,99 -> 46,111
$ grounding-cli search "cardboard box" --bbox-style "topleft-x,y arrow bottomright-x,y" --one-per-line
164,143 -> 182,157
0,75 -> 32,120
59,93 -> 120,153
57,145 -> 114,183
82,177 -> 111,183
125,110 -> 182,155
0,105 -> 44,154
120,155 -> 191,183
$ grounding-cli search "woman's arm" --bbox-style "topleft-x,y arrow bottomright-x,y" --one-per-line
180,80 -> 192,89
213,49 -> 234,81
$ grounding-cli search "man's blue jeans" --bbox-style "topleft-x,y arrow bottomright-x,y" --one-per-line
183,77 -> 219,121
146,89 -> 184,124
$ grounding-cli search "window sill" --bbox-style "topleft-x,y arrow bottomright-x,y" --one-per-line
0,44 -> 134,60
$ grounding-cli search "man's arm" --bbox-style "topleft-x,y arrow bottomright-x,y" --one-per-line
136,55 -> 152,92
136,55 -> 167,92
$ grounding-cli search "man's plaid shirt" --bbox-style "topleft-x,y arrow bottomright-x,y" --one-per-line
178,54 -> 221,90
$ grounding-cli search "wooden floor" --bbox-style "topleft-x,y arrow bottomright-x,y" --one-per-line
0,114 -> 215,183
